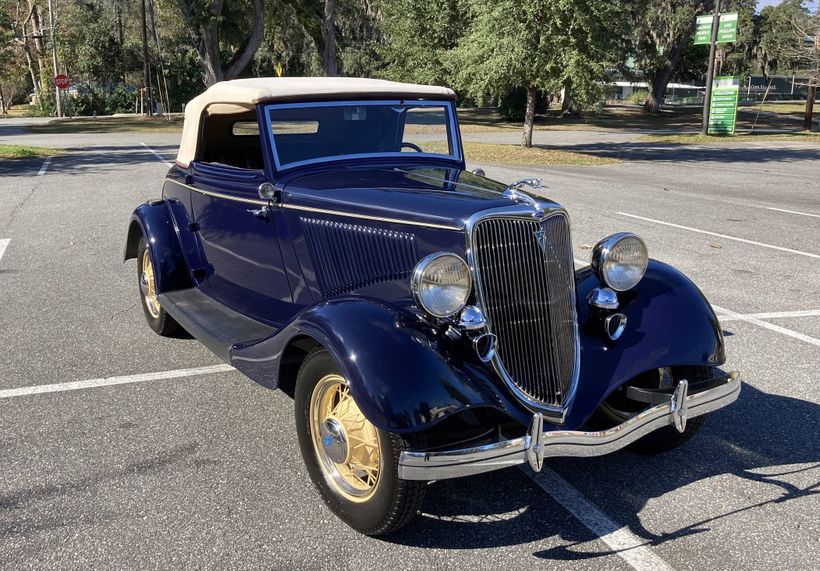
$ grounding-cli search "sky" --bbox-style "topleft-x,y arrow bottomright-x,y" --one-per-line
757,0 -> 818,11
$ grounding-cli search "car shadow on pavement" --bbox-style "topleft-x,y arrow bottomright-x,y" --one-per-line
386,383 -> 819,561
0,145 -> 179,178
533,141 -> 820,164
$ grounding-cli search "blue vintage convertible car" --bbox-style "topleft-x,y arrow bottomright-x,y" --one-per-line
125,77 -> 740,535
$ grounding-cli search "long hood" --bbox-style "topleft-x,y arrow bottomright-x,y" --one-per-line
280,164 -> 556,230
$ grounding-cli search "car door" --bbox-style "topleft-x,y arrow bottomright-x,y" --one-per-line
188,161 -> 293,327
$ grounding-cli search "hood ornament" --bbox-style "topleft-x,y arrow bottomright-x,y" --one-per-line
502,178 -> 547,218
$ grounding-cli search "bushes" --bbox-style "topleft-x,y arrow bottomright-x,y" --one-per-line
497,87 -> 549,120
628,90 -> 649,104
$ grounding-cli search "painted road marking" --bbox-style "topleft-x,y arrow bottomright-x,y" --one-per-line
765,207 -> 820,219
141,143 -> 173,168
617,212 -> 820,260
0,239 -> 9,264
713,305 -> 820,348
0,364 -> 235,400
717,309 -> 820,322
525,466 -> 676,571
37,156 -> 52,176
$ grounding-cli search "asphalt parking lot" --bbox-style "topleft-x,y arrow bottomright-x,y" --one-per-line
1,119 -> 818,570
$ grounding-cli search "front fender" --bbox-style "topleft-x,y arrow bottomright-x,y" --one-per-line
230,298 -> 531,434
123,201 -> 192,294
565,259 -> 725,427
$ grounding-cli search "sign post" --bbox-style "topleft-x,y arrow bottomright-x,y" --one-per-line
708,76 -> 740,135
700,1 -> 722,135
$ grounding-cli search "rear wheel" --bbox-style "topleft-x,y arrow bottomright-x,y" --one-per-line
136,237 -> 180,336
295,348 -> 426,536
598,366 -> 712,454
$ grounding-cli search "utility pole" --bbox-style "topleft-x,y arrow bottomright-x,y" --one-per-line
701,0 -> 721,135
140,0 -> 153,116
47,0 -> 61,118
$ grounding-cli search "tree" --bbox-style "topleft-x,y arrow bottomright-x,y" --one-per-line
631,0 -> 720,113
379,0 -> 465,85
174,0 -> 265,86
449,0 -> 625,147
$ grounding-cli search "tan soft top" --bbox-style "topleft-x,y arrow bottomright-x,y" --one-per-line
176,77 -> 456,167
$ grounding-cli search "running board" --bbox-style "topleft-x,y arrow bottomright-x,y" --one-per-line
159,289 -> 276,363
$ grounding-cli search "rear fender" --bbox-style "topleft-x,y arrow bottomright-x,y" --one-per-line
124,201 -> 193,294
230,298 -> 530,434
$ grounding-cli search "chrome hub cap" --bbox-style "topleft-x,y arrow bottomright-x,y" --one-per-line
141,250 -> 161,319
320,417 -> 349,464
309,374 -> 381,502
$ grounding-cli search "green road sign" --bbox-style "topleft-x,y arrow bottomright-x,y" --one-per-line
708,76 -> 740,135
694,13 -> 738,45
718,13 -> 738,43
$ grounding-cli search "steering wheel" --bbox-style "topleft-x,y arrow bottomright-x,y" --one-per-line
383,142 -> 424,153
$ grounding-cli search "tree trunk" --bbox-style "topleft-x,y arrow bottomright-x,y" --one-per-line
0,84 -> 7,114
643,38 -> 688,114
805,86 -> 816,132
23,41 -> 40,107
28,2 -> 46,83
322,0 -> 339,76
522,85 -> 536,148
177,0 -> 264,87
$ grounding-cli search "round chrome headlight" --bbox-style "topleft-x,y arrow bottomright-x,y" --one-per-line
411,252 -> 472,318
591,233 -> 648,292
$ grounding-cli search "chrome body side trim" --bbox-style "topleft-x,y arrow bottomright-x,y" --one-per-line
398,374 -> 741,481
164,178 -> 464,231
464,203 -> 581,424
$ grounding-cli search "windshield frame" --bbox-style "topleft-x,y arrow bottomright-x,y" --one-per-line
262,99 -> 462,172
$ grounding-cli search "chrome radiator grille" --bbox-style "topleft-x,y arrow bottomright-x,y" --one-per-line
472,214 -> 578,408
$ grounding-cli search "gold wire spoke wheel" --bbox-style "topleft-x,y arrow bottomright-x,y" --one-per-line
309,374 -> 382,502
140,249 -> 161,319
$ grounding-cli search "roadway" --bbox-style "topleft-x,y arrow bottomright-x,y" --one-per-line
0,120 -> 817,569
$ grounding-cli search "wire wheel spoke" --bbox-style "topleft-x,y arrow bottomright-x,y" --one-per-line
310,374 -> 382,502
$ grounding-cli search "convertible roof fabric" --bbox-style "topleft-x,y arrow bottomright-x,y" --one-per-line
176,77 -> 455,167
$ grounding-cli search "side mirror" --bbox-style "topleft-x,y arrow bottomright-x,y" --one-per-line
470,168 -> 485,177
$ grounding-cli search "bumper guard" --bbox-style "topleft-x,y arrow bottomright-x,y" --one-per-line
398,372 -> 741,481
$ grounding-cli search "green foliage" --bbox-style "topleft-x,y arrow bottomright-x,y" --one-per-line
378,0 -> 465,84
628,90 -> 648,104
755,0 -> 813,75
106,86 -> 136,115
498,87 -> 549,120
448,0 -> 626,110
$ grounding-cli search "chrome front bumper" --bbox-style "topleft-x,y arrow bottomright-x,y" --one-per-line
398,373 -> 741,481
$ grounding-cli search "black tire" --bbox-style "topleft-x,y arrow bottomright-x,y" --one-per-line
136,236 -> 180,336
294,348 -> 426,536
600,366 -> 712,455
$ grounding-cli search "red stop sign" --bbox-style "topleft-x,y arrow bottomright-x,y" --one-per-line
55,74 -> 70,89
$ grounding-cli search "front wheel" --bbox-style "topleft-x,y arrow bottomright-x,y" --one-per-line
294,348 -> 426,536
598,366 -> 712,455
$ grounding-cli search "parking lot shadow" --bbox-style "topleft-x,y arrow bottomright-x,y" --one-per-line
386,383 -> 819,561
537,141 -> 820,164
0,145 -> 178,178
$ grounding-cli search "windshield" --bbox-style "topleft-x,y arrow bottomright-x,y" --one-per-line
264,100 -> 460,170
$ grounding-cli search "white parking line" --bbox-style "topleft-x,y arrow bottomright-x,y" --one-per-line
37,156 -> 52,176
0,238 -> 9,264
526,467 -> 675,571
713,305 -> 820,348
717,309 -> 820,322
0,364 -> 235,399
765,207 -> 820,219
141,142 -> 173,168
617,212 -> 820,260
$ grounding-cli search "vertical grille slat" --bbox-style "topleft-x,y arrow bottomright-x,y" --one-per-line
473,214 -> 578,408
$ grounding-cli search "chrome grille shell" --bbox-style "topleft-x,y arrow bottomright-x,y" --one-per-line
466,205 -> 580,423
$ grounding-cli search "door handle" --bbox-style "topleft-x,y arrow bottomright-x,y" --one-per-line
247,206 -> 269,218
